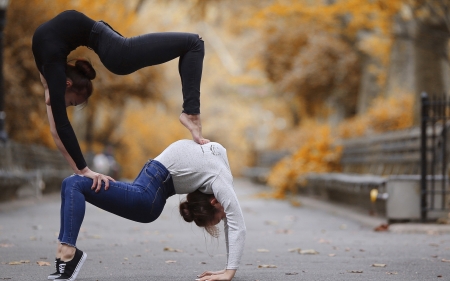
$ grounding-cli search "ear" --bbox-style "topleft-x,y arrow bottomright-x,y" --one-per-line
210,198 -> 218,206
66,78 -> 73,88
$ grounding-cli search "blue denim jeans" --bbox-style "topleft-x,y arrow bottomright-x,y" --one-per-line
58,160 -> 175,247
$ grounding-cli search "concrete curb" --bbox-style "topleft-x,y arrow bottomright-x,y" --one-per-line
296,194 -> 450,234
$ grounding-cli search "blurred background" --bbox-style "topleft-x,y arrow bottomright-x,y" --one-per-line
2,0 -> 450,196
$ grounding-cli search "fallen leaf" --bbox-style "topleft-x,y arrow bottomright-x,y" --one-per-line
199,262 -> 207,264
374,224 -> 389,232
257,249 -> 270,253
288,248 -> 301,253
164,247 -> 183,253
372,264 -> 386,267
285,272 -> 298,275
386,272 -> 398,275
36,261 -> 51,266
276,229 -> 293,234
124,258 -> 128,261
442,259 -> 450,263
300,249 -> 319,255
8,260 -> 29,265
328,254 -> 336,257
318,239 -> 331,244
289,199 -> 301,207
165,260 -> 176,264
348,270 -> 363,273
258,264 -> 277,268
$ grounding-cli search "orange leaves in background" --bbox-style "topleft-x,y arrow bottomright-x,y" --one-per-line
115,102 -> 187,179
267,122 -> 342,199
339,93 -> 415,139
268,93 -> 415,198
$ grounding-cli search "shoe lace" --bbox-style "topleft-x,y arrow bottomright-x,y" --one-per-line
59,263 -> 66,273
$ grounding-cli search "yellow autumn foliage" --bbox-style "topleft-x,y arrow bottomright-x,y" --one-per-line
268,93 -> 415,198
113,102 -> 188,179
339,93 -> 415,138
267,121 -> 342,199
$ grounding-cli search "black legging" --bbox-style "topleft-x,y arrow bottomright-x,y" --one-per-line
88,21 -> 204,114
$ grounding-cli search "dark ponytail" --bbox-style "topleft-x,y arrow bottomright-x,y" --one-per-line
65,58 -> 96,100
179,190 -> 220,237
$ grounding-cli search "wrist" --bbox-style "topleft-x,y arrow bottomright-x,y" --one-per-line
224,269 -> 236,279
80,166 -> 90,175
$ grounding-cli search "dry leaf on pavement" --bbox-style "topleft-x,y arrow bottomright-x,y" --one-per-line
257,249 -> 270,253
37,261 -> 51,266
288,248 -> 301,252
258,264 -> 277,268
164,247 -> 183,252
318,239 -> 331,244
8,260 -> 29,265
348,270 -> 363,273
442,259 -> 450,263
165,260 -> 176,264
374,224 -> 389,232
372,263 -> 386,267
300,249 -> 319,255
386,272 -> 398,275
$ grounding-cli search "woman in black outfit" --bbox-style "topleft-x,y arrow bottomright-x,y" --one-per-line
32,10 -> 209,189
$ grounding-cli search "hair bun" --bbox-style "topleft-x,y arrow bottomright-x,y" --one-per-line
179,202 -> 194,223
75,59 -> 96,80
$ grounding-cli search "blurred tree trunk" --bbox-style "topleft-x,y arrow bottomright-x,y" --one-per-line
385,14 -> 449,124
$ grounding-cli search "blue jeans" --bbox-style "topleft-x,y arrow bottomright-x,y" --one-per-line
58,160 -> 175,247
88,21 -> 204,114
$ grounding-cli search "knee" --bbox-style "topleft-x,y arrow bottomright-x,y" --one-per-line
61,175 -> 90,193
188,33 -> 204,53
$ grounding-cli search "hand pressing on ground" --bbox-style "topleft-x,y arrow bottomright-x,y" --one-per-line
195,269 -> 236,281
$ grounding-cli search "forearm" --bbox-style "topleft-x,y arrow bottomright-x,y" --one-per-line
42,80 -> 79,174
50,129 -> 80,174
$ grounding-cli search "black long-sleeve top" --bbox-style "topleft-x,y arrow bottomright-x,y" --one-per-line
32,10 -> 95,170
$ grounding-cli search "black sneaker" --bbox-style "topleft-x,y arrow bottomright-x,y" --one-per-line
55,249 -> 87,281
47,258 -> 61,280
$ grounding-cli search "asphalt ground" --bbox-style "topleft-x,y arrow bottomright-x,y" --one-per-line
0,178 -> 449,281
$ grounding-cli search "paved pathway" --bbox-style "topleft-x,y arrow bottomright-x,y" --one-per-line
0,178 -> 449,280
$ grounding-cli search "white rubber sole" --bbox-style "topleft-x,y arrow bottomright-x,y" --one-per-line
56,252 -> 87,281
47,274 -> 60,280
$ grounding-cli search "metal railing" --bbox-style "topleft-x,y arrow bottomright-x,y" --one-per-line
420,92 -> 450,221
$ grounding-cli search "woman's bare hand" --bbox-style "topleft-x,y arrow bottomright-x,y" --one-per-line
196,269 -> 235,281
80,167 -> 115,192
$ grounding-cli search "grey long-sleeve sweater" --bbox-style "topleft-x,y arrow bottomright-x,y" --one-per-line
155,140 -> 246,269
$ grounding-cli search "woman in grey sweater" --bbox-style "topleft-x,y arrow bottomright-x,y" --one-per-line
48,140 -> 246,281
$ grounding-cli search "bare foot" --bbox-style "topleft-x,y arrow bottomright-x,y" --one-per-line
179,113 -> 210,144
